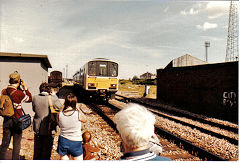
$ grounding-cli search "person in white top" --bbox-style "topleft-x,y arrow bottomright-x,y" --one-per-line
57,93 -> 87,160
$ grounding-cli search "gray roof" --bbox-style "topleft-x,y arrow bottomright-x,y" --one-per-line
0,52 -> 52,68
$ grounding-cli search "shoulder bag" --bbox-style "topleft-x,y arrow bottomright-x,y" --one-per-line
7,88 -> 31,133
48,95 -> 59,134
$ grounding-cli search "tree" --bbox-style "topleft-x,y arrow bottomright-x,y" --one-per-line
132,75 -> 139,81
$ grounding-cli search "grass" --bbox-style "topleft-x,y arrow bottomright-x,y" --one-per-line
118,80 -> 156,99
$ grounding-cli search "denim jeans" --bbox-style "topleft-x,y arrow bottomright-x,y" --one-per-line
0,117 -> 22,160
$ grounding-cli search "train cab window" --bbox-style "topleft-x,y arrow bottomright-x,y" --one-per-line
109,63 -> 118,77
98,63 -> 107,76
88,62 -> 97,76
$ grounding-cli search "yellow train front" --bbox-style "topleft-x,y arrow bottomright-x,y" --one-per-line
73,58 -> 118,100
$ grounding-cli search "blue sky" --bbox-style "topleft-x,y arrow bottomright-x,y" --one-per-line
0,0 -> 233,79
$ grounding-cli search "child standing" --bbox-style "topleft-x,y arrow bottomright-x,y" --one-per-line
57,93 -> 87,160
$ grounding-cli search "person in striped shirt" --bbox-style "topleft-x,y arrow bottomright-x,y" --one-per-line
113,103 -> 171,161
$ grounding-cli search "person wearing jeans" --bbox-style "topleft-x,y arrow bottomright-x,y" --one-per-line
0,72 -> 32,160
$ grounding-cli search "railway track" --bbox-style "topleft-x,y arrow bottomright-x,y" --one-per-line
57,86 -> 238,160
111,98 -> 238,160
115,94 -> 238,144
80,102 -> 122,160
86,100 -> 228,161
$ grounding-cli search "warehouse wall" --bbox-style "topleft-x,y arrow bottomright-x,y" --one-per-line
0,57 -> 49,121
157,61 -> 238,123
0,58 -> 48,96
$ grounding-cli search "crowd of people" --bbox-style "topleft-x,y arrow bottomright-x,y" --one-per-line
0,71 -> 171,161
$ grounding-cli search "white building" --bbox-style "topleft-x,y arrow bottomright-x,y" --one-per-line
0,52 -> 52,95
0,52 -> 52,120
165,54 -> 208,68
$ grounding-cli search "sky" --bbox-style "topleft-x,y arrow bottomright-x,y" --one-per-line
0,0 -> 234,79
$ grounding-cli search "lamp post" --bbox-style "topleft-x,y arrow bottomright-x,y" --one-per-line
205,41 -> 210,62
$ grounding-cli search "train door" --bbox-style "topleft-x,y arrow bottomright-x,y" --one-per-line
97,61 -> 108,76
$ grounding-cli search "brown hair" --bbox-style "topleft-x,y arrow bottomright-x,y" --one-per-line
39,82 -> 51,93
64,93 -> 77,111
83,131 -> 91,143
9,78 -> 19,84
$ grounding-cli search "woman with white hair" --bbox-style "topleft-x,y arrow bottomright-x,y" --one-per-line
113,103 -> 171,161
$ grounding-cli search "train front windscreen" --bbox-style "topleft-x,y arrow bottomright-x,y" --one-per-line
88,61 -> 118,77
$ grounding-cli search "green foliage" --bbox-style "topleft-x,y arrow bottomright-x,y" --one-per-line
132,79 -> 156,85
132,75 -> 139,81
119,79 -> 130,84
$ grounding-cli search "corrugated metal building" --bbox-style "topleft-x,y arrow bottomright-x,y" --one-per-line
0,52 -> 52,95
165,54 -> 208,68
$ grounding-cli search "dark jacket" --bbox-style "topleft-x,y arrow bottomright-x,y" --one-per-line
32,92 -> 62,135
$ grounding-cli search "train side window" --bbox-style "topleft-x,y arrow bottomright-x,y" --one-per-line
109,63 -> 118,77
88,62 -> 96,76
80,69 -> 83,77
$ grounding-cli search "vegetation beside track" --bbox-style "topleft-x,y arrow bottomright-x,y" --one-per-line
118,79 -> 156,98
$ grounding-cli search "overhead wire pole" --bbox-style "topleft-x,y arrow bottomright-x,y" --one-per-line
225,0 -> 239,62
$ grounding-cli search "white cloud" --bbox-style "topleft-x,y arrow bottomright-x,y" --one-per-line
200,36 -> 224,42
164,7 -> 169,13
180,7 -> 200,16
223,25 -> 228,29
196,22 -> 218,31
180,10 -> 187,16
13,37 -> 24,43
206,1 -> 229,19
206,1 -> 229,11
180,1 -> 229,19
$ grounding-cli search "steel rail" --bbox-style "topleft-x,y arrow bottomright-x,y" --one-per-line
150,109 -> 238,145
154,126 -> 225,161
115,94 -> 238,134
86,103 -> 118,131
92,101 -> 227,161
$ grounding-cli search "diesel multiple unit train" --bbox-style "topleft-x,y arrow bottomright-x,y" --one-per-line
73,58 -> 118,100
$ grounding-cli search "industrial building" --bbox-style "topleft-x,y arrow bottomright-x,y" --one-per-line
0,52 -> 52,96
165,54 -> 208,68
140,72 -> 156,79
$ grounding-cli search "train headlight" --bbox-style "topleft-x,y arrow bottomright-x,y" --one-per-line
110,84 -> 117,88
88,83 -> 95,87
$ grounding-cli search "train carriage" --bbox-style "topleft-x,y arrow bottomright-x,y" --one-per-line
48,70 -> 62,88
73,58 -> 118,100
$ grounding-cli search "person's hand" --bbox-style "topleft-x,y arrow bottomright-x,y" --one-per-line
21,80 -> 28,90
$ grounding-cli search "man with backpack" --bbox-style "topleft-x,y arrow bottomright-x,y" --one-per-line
0,72 -> 32,160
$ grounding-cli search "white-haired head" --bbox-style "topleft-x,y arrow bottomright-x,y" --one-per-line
113,103 -> 156,149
